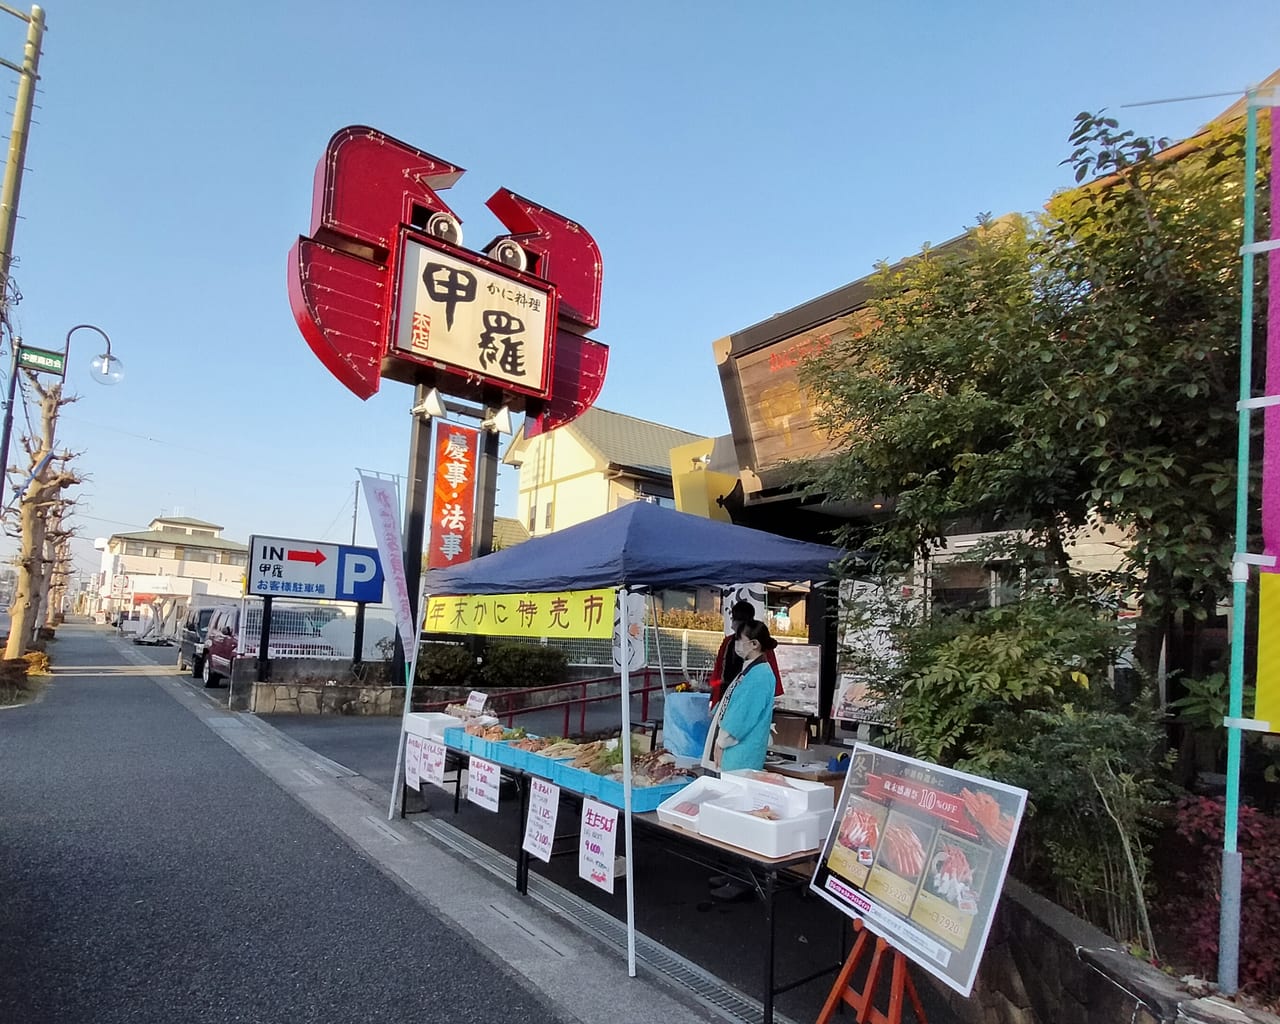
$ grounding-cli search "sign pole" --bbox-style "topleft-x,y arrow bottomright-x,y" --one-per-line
0,339 -> 20,509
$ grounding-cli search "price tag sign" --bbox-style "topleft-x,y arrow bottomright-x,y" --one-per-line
421,739 -> 447,788
578,798 -> 619,894
465,690 -> 488,714
466,756 -> 501,812
404,735 -> 422,791
522,777 -> 560,863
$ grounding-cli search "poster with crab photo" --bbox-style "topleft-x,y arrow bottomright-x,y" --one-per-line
810,745 -> 1027,997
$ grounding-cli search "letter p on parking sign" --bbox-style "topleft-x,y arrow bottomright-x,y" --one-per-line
336,545 -> 385,603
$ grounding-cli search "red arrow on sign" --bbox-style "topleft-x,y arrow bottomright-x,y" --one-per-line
286,549 -> 326,566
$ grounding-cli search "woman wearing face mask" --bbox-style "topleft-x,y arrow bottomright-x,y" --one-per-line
700,620 -> 779,774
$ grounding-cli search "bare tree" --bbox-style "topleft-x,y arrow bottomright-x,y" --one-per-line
5,374 -> 80,659
38,498 -> 74,629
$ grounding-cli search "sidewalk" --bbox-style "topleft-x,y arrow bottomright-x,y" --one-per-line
0,624 -> 722,1024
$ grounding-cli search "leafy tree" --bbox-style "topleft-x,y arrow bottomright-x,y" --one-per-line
801,109 -> 1270,689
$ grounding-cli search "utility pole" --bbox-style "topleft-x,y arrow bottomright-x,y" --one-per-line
0,5 -> 45,509
0,4 -> 45,311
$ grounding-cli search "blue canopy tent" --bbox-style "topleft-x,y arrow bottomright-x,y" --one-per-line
422,499 -> 846,594
419,500 -> 848,977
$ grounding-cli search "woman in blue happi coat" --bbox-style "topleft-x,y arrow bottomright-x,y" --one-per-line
701,620 -> 778,773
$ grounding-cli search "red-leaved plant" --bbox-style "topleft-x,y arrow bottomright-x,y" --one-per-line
1170,796 -> 1280,998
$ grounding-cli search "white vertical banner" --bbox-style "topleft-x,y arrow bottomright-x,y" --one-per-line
611,588 -> 647,673
359,473 -> 417,647
720,583 -> 767,632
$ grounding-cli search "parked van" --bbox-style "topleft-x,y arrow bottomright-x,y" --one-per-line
201,603 -> 338,687
177,598 -> 235,684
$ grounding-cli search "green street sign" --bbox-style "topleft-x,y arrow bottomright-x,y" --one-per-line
17,345 -> 66,377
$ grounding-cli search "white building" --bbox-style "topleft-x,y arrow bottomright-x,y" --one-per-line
96,515 -> 247,624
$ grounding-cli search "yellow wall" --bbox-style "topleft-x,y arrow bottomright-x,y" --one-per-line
513,429 -> 613,536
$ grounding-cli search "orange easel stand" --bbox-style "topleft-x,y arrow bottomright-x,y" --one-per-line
816,920 -> 929,1024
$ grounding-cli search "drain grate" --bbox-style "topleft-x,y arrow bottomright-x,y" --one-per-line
414,817 -> 799,1024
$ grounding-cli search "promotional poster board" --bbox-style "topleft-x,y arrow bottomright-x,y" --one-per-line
811,745 -> 1027,996
774,643 -> 821,715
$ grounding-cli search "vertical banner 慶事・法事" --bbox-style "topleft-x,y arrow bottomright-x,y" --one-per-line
428,421 -> 479,569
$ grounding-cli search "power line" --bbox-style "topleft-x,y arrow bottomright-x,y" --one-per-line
1119,89 -> 1243,109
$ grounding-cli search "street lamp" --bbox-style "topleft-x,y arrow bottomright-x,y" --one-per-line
0,322 -> 123,509
66,323 -> 124,385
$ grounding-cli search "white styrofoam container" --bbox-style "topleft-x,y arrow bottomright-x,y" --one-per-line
723,770 -> 835,816
404,712 -> 464,740
698,793 -> 835,857
655,776 -> 741,831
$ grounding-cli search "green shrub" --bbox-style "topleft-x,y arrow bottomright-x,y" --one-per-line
655,609 -> 725,632
415,642 -> 479,687
480,641 -> 568,688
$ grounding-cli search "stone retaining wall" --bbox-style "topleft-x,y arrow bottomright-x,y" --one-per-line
250,683 -> 404,716
930,878 -> 1275,1024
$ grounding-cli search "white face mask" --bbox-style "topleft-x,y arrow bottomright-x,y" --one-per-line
735,640 -> 754,659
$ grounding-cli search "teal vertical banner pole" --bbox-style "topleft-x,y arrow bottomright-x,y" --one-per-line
1218,90 -> 1260,997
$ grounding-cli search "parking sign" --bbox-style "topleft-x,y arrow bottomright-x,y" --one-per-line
248,535 -> 385,604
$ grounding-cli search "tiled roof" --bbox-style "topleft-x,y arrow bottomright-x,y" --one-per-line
569,407 -> 703,478
149,515 -> 223,530
493,516 -> 530,549
112,530 -> 247,552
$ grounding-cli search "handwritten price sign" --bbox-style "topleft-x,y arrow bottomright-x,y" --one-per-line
522,777 -> 560,863
404,735 -> 423,791
578,798 -> 618,894
465,690 -> 488,714
421,739 -> 447,789
466,756 -> 501,812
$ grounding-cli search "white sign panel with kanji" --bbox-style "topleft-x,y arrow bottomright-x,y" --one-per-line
579,799 -> 619,894
421,740 -> 447,789
394,240 -> 553,395
466,756 -> 501,812
404,735 -> 422,791
522,777 -> 560,863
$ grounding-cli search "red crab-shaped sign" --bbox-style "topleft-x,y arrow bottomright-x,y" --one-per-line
287,126 -> 607,437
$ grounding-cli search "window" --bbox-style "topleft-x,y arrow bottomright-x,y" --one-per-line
528,504 -> 537,532
544,502 -> 553,530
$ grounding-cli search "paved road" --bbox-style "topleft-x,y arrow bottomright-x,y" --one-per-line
0,624 -> 567,1024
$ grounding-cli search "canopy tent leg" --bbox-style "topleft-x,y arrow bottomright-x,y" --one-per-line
387,574 -> 429,820
620,585 -> 637,978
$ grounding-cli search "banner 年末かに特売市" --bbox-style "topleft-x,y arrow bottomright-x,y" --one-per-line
423,589 -> 616,639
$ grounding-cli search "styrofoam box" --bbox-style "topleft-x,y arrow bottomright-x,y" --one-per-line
655,776 -> 740,831
722,770 -> 835,816
404,712 -> 463,740
698,793 -> 835,858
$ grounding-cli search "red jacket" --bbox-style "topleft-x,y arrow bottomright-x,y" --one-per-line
709,633 -> 783,706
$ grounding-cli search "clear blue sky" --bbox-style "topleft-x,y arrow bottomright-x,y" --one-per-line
0,0 -> 1276,578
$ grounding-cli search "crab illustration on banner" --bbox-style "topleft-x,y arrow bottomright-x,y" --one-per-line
428,422 -> 479,569
287,126 -> 607,436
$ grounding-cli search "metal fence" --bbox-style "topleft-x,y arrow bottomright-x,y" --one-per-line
236,596 -> 399,661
